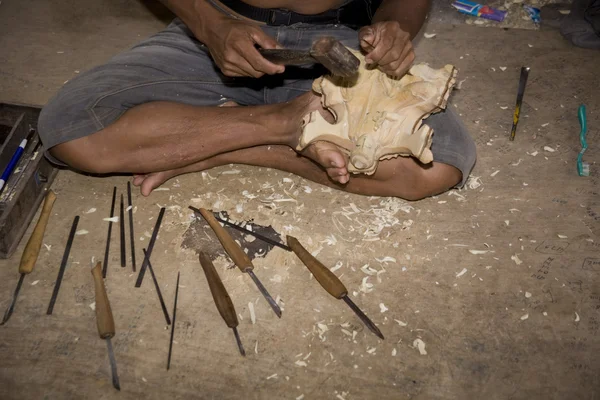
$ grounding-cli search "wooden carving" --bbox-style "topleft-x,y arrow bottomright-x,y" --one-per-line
297,51 -> 457,175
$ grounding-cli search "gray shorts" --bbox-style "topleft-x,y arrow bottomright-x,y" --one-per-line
38,18 -> 476,187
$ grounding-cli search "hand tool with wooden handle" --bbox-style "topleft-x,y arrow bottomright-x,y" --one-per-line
189,206 -> 281,318
287,235 -> 384,340
259,36 -> 360,78
199,252 -> 245,356
1,190 -> 56,325
91,262 -> 120,390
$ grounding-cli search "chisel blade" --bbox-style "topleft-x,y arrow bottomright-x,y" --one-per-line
106,338 -> 121,391
342,295 -> 384,340
247,270 -> 282,318
1,273 -> 25,325
232,327 -> 245,357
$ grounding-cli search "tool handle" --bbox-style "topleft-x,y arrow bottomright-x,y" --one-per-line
92,262 -> 115,339
198,208 -> 253,272
286,235 -> 347,299
199,252 -> 239,328
258,49 -> 312,65
18,190 -> 57,274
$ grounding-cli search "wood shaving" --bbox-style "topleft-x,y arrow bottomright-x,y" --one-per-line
85,208 -> 96,214
490,170 -> 500,177
543,146 -> 555,152
456,268 -> 467,278
499,66 -> 507,71
294,360 -> 307,367
413,339 -> 427,355
375,256 -> 396,263
525,292 -> 532,298
379,303 -> 388,313
31,280 -> 39,286
558,234 -> 568,239
103,217 -> 119,222
511,254 -> 523,265
392,348 -> 397,356
575,312 -> 580,322
330,261 -> 343,272
424,32 -> 436,38
248,302 -> 256,324
43,244 -> 51,251
395,319 -> 407,326
366,347 -> 377,354
153,187 -> 170,191
89,302 -> 96,310
266,373 -> 278,380
359,276 -> 374,293
75,230 -> 89,235
521,314 -> 529,320
469,250 -> 488,255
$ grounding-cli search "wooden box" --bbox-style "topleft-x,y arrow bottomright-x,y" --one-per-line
0,103 -> 58,258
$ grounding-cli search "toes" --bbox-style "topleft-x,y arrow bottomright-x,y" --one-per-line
132,175 -> 145,186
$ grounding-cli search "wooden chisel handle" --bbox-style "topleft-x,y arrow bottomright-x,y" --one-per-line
199,252 -> 239,328
286,235 -> 348,299
19,190 -> 57,274
198,208 -> 253,272
91,262 -> 115,339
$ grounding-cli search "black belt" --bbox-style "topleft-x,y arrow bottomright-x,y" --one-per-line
217,0 -> 381,29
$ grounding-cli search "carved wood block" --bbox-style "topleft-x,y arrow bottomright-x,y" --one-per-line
297,50 -> 457,175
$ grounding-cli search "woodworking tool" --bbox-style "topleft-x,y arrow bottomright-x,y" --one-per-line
1,190 -> 56,325
577,104 -> 589,177
91,262 -> 120,390
0,128 -> 36,195
286,236 -> 384,339
102,187 -> 117,278
167,271 -> 180,370
127,182 -> 136,272
189,206 -> 281,318
214,215 -> 290,252
196,213 -> 383,338
259,36 -> 360,78
47,215 -> 79,315
199,252 -> 245,356
509,66 -> 530,141
119,194 -> 125,268
143,248 -> 171,325
135,207 -> 165,287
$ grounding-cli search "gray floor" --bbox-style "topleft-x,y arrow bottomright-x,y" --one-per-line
1,1 -> 600,399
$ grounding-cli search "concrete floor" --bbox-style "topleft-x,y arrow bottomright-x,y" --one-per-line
1,1 -> 600,399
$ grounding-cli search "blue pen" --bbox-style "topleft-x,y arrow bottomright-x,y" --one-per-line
0,130 -> 36,194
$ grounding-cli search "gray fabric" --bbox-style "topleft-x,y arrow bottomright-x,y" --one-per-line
38,18 -> 476,187
560,0 -> 600,49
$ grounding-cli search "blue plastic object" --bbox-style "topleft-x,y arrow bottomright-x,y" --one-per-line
577,104 -> 589,177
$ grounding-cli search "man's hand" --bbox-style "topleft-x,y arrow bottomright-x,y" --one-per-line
358,21 -> 415,77
202,18 -> 285,78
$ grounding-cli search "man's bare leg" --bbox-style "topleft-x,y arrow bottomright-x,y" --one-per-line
132,142 -> 461,200
49,93 -> 322,174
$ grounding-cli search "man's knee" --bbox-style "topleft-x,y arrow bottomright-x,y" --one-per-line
48,136 -> 115,174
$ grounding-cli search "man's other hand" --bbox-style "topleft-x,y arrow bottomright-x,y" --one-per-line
203,19 -> 285,78
359,21 -> 415,77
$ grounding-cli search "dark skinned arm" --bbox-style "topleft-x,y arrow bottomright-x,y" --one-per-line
359,0 -> 432,76
158,0 -> 283,77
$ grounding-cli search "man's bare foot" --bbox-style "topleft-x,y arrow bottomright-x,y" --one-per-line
132,170 -> 178,196
292,92 -> 350,184
302,141 -> 350,184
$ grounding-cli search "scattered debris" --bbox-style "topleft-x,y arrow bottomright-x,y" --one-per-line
525,292 -> 532,298
392,348 -> 397,356
424,32 -> 437,38
575,312 -> 580,322
379,303 -> 388,313
85,208 -> 96,214
249,302 -> 256,324
543,146 -> 556,152
511,254 -> 523,265
103,216 -> 119,223
456,268 -> 468,278
31,280 -> 39,286
266,373 -> 278,380
295,360 -> 307,367
413,339 -> 427,355
469,250 -> 489,255
521,313 -> 529,320
395,319 -> 407,327
89,302 -> 96,310
75,230 -> 89,235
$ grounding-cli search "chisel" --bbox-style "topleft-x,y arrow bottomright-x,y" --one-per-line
127,182 -> 136,272
189,206 -> 281,318
1,190 -> 56,325
119,194 -> 126,268
198,252 -> 245,356
286,236 -> 384,339
197,213 -> 383,339
91,261 -> 121,390
167,271 -> 180,370
47,215 -> 79,315
102,187 -> 117,278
